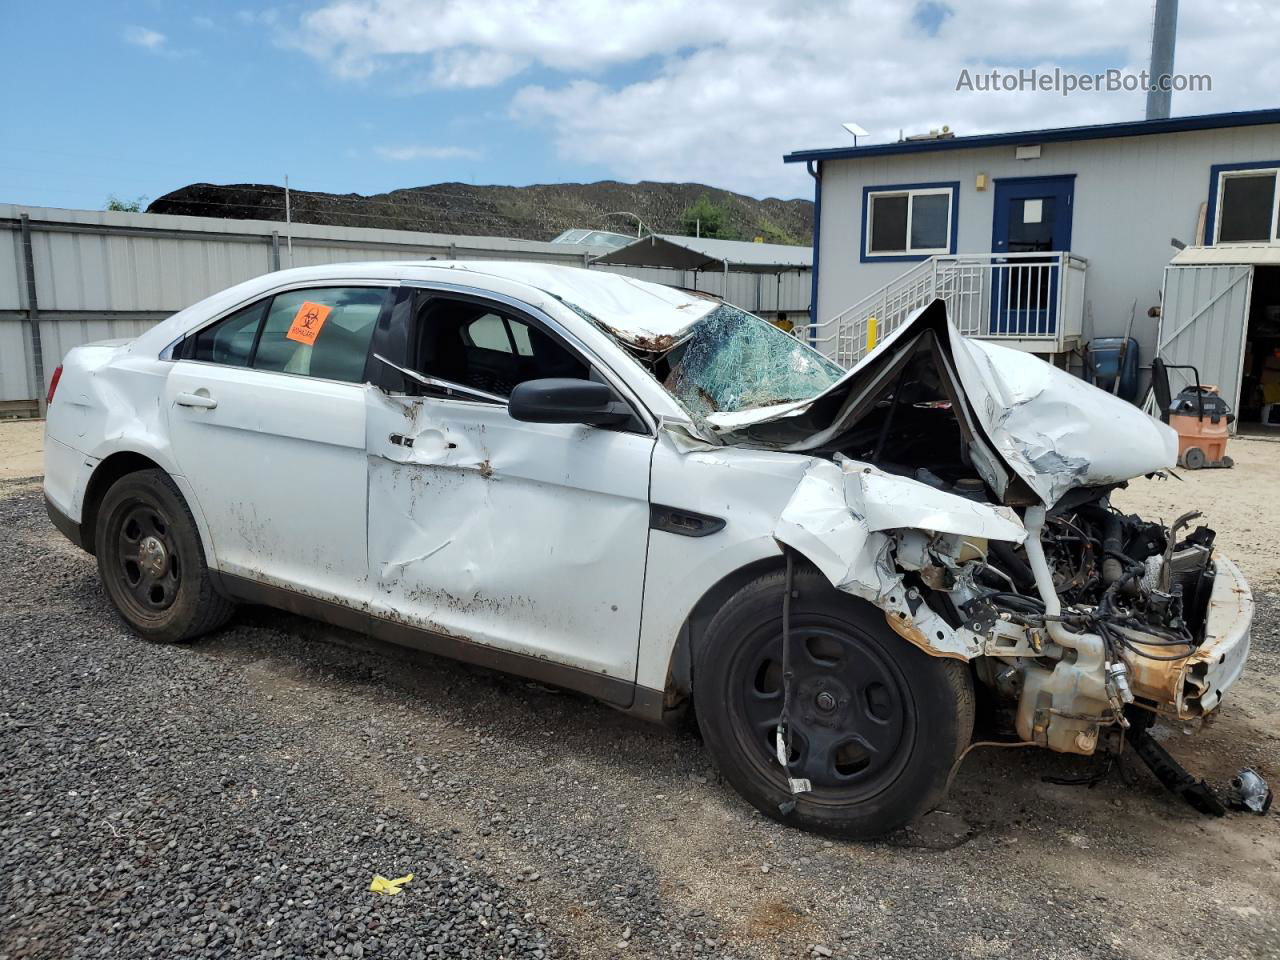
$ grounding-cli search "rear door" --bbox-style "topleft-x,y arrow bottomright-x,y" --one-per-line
164,283 -> 392,607
364,288 -> 656,692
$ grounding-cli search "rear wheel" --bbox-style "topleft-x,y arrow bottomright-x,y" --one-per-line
693,568 -> 973,838
94,469 -> 235,643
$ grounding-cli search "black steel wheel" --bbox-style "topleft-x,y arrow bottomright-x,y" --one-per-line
94,468 -> 235,643
733,617 -> 914,800
112,500 -> 182,618
694,566 -> 973,837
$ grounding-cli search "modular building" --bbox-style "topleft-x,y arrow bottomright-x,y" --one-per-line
785,108 -> 1280,430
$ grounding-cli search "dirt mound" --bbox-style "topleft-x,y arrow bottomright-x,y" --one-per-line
147,180 -> 813,245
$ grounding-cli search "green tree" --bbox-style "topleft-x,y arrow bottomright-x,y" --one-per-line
105,195 -> 148,213
679,195 -> 735,239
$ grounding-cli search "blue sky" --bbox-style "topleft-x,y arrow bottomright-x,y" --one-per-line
4,1 -> 1277,212
1,3 -> 614,210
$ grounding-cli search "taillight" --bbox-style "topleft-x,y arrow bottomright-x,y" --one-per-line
46,365 -> 63,406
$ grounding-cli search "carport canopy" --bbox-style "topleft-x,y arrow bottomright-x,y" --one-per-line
590,233 -> 811,274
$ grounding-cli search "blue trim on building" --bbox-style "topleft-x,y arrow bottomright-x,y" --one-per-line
859,181 -> 960,263
783,108 -> 1280,165
806,160 -> 822,335
1203,159 -> 1280,246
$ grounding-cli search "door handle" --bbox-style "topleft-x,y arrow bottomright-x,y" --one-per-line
175,392 -> 217,410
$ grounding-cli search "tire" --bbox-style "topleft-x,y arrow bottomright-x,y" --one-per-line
94,468 -> 235,643
1181,447 -> 1206,470
693,567 -> 974,838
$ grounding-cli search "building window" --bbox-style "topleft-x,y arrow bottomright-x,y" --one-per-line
1216,168 -> 1280,243
1207,162 -> 1280,245
862,183 -> 958,261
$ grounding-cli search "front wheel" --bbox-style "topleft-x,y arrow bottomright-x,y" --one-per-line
94,468 -> 235,643
693,567 -> 974,838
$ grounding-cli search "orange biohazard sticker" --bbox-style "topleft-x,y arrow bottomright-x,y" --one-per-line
286,301 -> 332,345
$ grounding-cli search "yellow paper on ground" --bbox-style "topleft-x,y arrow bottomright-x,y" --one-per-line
369,873 -> 413,895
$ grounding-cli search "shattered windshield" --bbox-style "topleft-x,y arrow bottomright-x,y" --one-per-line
660,304 -> 844,416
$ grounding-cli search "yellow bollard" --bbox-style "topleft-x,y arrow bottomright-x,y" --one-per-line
866,316 -> 878,353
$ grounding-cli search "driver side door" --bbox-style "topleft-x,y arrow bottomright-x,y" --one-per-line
364,288 -> 656,700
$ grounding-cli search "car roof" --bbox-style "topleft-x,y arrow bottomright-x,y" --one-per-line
137,260 -> 722,354
430,261 -> 721,349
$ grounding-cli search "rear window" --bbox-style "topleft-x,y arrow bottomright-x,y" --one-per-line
182,286 -> 389,384
252,288 -> 387,382
188,302 -> 264,367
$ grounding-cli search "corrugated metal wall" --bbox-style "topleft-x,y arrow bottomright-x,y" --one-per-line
0,205 -> 811,411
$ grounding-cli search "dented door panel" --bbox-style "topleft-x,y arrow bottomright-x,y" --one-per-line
164,362 -> 371,608
366,388 -> 655,680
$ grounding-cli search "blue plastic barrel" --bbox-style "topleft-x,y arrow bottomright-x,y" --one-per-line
1085,337 -> 1140,401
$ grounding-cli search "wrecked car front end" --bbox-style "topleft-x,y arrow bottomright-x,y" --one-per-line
773,456 -> 1251,762
624,298 -> 1253,771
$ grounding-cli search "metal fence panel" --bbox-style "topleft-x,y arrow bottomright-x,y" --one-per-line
0,319 -> 34,402
0,230 -> 23,311
36,316 -> 166,386
0,206 -> 812,407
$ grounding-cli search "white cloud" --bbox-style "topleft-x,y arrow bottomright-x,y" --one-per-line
427,49 -> 528,88
293,0 -> 1280,197
294,0 -> 756,81
374,144 -> 482,161
122,26 -> 168,51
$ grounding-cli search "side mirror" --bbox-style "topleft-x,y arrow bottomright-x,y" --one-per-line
508,378 -> 631,426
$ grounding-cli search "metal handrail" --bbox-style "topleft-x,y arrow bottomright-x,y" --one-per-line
804,250 -> 1085,366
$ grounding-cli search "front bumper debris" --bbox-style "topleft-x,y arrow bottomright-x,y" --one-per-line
1121,555 -> 1252,720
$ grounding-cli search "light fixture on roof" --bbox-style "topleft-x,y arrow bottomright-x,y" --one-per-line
841,121 -> 869,146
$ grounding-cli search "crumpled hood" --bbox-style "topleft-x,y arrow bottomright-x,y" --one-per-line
711,300 -> 1178,506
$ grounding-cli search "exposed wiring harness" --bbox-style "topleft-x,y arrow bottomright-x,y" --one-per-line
979,505 -> 1199,663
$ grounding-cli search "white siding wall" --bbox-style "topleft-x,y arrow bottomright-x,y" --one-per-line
815,124 -> 1280,362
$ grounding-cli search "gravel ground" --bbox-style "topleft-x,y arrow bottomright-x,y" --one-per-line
3,457 -> 1280,959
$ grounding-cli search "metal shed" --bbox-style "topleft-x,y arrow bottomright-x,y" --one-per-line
590,234 -> 813,331
590,233 -> 811,273
1159,244 -> 1280,428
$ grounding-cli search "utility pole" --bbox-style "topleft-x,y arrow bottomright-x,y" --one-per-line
1145,0 -> 1178,120
284,174 -> 294,267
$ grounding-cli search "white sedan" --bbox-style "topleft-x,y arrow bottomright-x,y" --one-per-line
44,261 -> 1252,835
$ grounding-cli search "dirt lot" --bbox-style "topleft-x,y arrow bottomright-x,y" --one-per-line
0,419 -> 44,480
3,422 -> 1279,960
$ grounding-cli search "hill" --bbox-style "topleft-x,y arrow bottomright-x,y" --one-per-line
146,180 -> 813,246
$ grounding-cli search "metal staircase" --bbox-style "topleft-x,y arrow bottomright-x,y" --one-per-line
807,251 -> 1087,367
